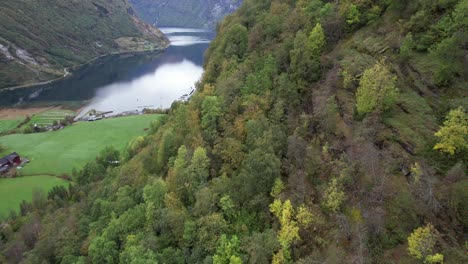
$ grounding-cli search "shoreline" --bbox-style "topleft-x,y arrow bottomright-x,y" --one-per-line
0,47 -> 168,92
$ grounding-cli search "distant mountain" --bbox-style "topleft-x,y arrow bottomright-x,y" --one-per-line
0,0 -> 169,89
129,0 -> 242,28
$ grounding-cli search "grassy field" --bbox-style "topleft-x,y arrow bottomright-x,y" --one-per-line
28,110 -> 75,127
0,114 -> 163,176
0,119 -> 22,133
0,176 -> 68,219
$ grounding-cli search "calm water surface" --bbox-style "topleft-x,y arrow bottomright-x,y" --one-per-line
0,28 -> 213,115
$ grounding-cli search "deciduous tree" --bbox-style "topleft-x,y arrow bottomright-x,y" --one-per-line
407,223 -> 443,263
322,177 -> 345,213
269,199 -> 300,263
213,234 -> 243,264
223,24 -> 248,59
355,60 -> 399,116
309,23 -> 326,56
290,31 -> 321,83
434,107 -> 468,155
189,147 -> 210,191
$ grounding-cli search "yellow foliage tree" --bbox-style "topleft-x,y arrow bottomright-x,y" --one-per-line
434,107 -> 468,155
411,162 -> 423,184
270,199 -> 300,263
407,223 -> 444,263
309,23 -> 326,56
296,205 -> 314,228
322,177 -> 345,212
270,178 -> 286,198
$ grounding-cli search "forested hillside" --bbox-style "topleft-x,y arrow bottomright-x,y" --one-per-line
0,0 -> 168,89
1,0 -> 467,263
129,0 -> 242,28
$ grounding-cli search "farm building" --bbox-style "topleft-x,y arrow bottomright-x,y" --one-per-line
0,152 -> 22,174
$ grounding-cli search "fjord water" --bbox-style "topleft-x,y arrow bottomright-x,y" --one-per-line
0,28 -> 213,114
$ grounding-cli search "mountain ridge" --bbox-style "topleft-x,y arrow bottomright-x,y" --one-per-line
0,0 -> 169,89
129,0 -> 243,28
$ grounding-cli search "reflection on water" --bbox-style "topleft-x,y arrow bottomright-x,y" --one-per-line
162,28 -> 212,46
0,28 -> 213,115
160,28 -> 211,34
79,59 -> 202,115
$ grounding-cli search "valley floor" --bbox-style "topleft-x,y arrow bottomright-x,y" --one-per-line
0,114 -> 164,218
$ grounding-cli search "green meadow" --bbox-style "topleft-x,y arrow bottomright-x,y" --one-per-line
0,114 -> 163,176
0,119 -> 22,134
0,176 -> 69,219
28,109 -> 76,126
0,114 -> 162,218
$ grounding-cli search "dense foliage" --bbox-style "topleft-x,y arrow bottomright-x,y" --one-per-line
1,0 -> 467,263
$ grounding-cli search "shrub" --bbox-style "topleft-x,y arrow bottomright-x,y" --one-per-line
400,32 -> 415,59
345,4 -> 361,27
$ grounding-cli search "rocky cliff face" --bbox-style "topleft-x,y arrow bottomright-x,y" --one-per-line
0,0 -> 169,89
129,0 -> 243,28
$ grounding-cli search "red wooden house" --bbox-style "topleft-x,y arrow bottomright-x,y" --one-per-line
0,152 -> 21,172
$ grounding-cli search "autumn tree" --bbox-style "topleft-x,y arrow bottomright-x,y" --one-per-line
322,177 -> 346,212
270,178 -> 286,198
407,223 -> 444,263
269,199 -> 300,264
434,107 -> 468,155
355,60 -> 399,116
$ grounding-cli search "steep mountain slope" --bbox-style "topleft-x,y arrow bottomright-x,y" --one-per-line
0,0 -> 169,89
129,0 -> 242,28
1,0 -> 467,263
